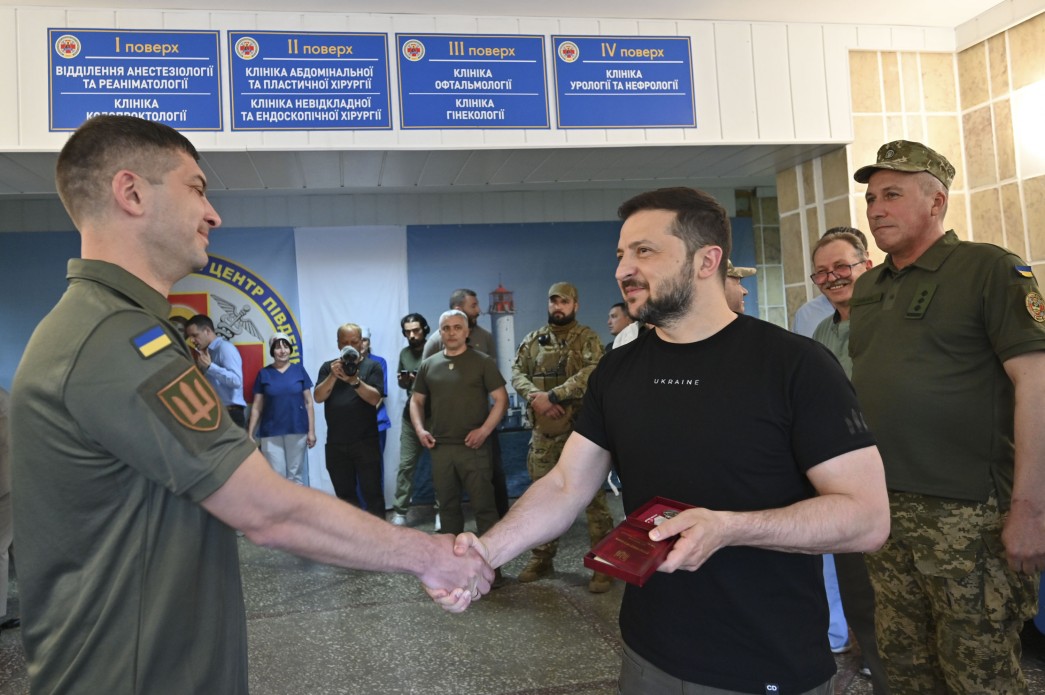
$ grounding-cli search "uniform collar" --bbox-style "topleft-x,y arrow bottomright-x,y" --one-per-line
66,258 -> 171,319
876,230 -> 960,283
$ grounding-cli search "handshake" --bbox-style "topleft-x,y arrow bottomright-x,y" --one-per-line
417,532 -> 498,614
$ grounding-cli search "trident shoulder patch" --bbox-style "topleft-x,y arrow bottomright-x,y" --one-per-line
1027,292 -> 1045,323
132,325 -> 172,359
157,366 -> 222,431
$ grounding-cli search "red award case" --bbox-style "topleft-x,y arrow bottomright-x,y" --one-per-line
583,497 -> 694,587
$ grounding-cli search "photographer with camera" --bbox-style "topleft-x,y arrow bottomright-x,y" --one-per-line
314,323 -> 386,516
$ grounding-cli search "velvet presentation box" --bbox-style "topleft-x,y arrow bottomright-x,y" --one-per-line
583,497 -> 694,587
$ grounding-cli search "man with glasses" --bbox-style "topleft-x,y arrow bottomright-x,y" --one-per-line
809,229 -> 888,694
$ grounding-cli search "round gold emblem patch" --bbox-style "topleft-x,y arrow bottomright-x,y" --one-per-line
1027,292 -> 1045,323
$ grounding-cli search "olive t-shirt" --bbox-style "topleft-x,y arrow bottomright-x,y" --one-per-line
11,259 -> 256,694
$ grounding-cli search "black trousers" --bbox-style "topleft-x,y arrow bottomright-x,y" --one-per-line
326,438 -> 385,517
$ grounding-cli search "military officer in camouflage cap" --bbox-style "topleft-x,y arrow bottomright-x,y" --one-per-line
850,139 -> 1045,693
511,282 -> 614,593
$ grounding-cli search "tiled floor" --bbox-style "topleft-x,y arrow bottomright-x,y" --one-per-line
2,495 -> 1044,694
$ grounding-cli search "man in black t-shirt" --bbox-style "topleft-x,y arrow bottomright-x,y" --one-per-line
315,322 -> 386,515
432,187 -> 891,695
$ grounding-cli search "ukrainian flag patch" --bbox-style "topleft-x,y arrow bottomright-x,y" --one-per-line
1015,265 -> 1035,278
132,325 -> 172,359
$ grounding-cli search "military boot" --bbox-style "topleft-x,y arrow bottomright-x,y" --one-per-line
518,556 -> 553,582
588,571 -> 613,593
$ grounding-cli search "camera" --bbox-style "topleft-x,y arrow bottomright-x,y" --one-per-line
339,345 -> 361,376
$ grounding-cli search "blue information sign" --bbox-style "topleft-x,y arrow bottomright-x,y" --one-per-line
228,32 -> 391,131
396,34 -> 549,129
552,36 -> 696,128
48,29 -> 221,131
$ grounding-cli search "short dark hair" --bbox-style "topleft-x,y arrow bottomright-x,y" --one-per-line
448,289 -> 477,310
822,226 -> 868,249
56,115 -> 200,228
269,337 -> 293,357
185,315 -> 215,333
618,187 -> 732,280
400,312 -> 431,338
610,302 -> 627,312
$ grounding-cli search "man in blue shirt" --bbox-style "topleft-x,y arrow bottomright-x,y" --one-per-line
186,314 -> 247,427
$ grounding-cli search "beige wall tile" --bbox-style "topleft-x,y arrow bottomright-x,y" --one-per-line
886,115 -> 905,141
822,148 -> 849,200
900,52 -> 922,111
921,53 -> 957,112
1025,175 -> 1045,262
824,197 -> 853,232
849,51 -> 882,112
881,52 -> 902,112
850,119 -> 885,193
957,43 -> 989,109
805,207 -> 820,251
963,107 -> 997,188
988,35 -> 1009,97
759,196 -> 779,225
1001,183 -> 1025,254
802,160 -> 816,206
781,212 -> 805,284
994,99 -> 1016,181
786,285 -> 809,329
762,226 -> 782,264
777,167 -> 799,215
948,191 -> 968,241
905,115 -> 925,143
1007,12 -> 1045,91
925,116 -> 964,190
970,188 -> 1003,246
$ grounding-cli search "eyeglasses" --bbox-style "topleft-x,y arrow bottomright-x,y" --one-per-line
810,261 -> 865,285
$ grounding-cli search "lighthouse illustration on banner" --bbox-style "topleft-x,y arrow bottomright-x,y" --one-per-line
488,282 -> 525,429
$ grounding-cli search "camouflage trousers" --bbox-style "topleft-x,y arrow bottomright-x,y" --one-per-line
865,492 -> 1039,695
526,429 -> 613,560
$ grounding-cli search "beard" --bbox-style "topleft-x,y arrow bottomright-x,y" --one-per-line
630,257 -> 694,328
547,310 -> 576,326
408,337 -> 425,349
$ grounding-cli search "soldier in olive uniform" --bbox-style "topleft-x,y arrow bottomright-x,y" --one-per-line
511,282 -> 614,593
8,115 -> 491,694
851,141 -> 1045,694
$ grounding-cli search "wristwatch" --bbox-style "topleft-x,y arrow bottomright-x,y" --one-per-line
350,379 -> 362,389
547,390 -> 559,405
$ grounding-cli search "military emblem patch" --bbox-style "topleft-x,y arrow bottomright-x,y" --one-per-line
132,325 -> 172,358
157,367 -> 222,431
1027,292 -> 1045,323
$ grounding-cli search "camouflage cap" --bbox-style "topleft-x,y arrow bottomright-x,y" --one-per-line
853,140 -> 955,188
726,260 -> 756,279
548,281 -> 578,301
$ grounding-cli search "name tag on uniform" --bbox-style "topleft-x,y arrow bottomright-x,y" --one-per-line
849,293 -> 882,307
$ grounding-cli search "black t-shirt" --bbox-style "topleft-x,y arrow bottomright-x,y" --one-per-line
575,314 -> 875,694
317,357 -> 384,444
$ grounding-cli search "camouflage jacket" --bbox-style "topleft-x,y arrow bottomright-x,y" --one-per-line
511,321 -> 603,434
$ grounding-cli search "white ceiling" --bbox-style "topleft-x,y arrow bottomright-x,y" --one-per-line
0,0 -> 1009,200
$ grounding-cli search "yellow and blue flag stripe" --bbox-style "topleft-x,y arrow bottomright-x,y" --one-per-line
132,325 -> 172,358
1015,265 -> 1035,278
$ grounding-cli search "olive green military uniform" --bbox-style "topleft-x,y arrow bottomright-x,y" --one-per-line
10,259 -> 256,694
511,320 -> 613,562
850,231 -> 1045,694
